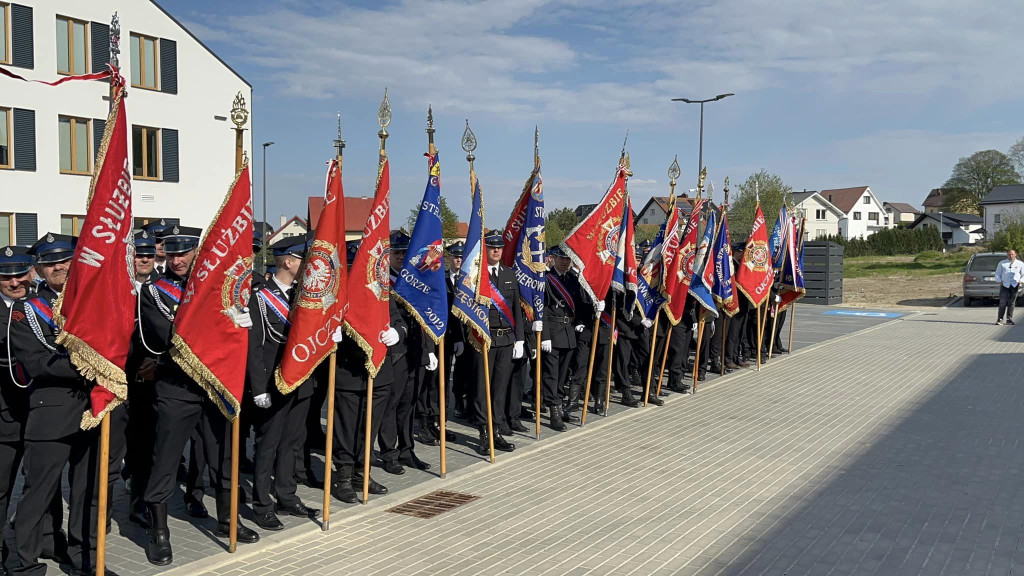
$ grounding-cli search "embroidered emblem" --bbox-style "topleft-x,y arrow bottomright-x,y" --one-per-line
221,256 -> 254,327
298,239 -> 340,313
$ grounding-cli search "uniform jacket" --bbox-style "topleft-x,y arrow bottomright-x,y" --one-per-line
614,291 -> 643,341
334,295 -> 407,392
542,268 -> 578,350
9,283 -> 90,441
139,270 -> 204,403
246,278 -> 314,400
486,264 -> 525,347
0,297 -> 29,442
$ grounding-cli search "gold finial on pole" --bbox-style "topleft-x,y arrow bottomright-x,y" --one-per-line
231,91 -> 248,172
462,119 -> 477,173
377,88 -> 391,153
723,176 -> 730,209
697,166 -> 707,198
426,105 -> 436,154
534,126 -> 540,170
668,155 -> 681,196
333,112 -> 345,160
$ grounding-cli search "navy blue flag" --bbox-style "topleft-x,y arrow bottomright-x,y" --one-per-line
501,166 -> 545,322
395,152 -> 448,343
689,210 -> 719,319
712,211 -> 739,317
451,175 -> 491,351
637,196 -> 671,320
768,204 -> 789,270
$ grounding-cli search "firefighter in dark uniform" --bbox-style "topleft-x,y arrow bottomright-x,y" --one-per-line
419,242 -> 462,443
445,243 -> 472,421
610,291 -> 644,408
474,231 -> 524,454
0,246 -> 35,575
329,241 -> 406,504
246,236 -> 320,531
9,233 -> 115,576
540,246 -> 579,431
565,268 -> 608,418
379,231 -> 432,475
139,226 -> 259,567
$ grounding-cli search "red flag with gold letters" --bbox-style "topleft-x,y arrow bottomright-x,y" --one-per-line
343,154 -> 392,378
562,165 -> 628,303
171,164 -> 255,420
735,203 -> 773,308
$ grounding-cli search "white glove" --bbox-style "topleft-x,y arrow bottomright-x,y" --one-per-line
426,352 -> 438,371
775,294 -> 782,303
541,340 -> 552,353
453,341 -> 465,356
331,327 -> 344,343
575,324 -> 585,333
708,320 -> 716,337
380,327 -> 400,347
254,393 -> 271,409
236,308 -> 253,328
594,300 -> 606,313
532,321 -> 543,333
530,347 -> 537,360
692,323 -> 698,333
641,318 -> 653,328
512,341 -> 524,359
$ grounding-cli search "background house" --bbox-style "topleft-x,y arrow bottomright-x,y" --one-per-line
883,202 -> 920,227
0,0 -> 252,246
791,190 -> 844,240
820,186 -> 891,239
910,212 -> 984,247
267,215 -> 307,245
980,184 -> 1024,240
921,188 -> 946,214
308,195 -> 375,241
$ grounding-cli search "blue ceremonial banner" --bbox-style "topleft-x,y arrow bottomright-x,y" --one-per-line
779,216 -> 806,309
712,211 -> 739,316
768,204 -> 789,270
396,152 -> 448,343
610,195 -> 638,318
637,197 -> 672,320
501,167 -> 545,322
451,176 -> 491,351
689,211 -> 719,319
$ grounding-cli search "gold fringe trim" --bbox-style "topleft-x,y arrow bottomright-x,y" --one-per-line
80,395 -> 123,430
735,282 -> 769,309
342,321 -> 384,380
170,333 -> 241,421
393,292 -> 442,345
272,343 -> 336,396
55,332 -> 129,430
450,306 -> 491,355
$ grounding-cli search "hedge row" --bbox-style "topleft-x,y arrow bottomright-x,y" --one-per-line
817,226 -> 943,257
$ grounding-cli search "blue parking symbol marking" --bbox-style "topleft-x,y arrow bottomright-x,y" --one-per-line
823,310 -> 903,319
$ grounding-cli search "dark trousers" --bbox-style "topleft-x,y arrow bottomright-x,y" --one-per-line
295,372 -> 327,481
14,430 -> 100,574
632,326 -> 651,386
452,346 -> 473,414
569,327 -> 593,395
708,314 -> 726,367
507,355 -> 528,425
125,382 -> 156,497
0,440 -> 22,566
999,285 -> 1018,321
331,383 -> 389,469
473,345 -> 513,429
613,333 -> 635,392
725,310 -> 745,364
145,396 -> 230,506
252,394 -> 298,515
764,308 -> 787,351
379,355 -> 416,464
541,347 -> 573,408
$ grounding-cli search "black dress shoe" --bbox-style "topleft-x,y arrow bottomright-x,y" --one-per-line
352,475 -> 388,495
183,495 -> 209,519
619,388 -> 640,408
217,521 -> 260,543
299,472 -> 324,489
725,360 -> 741,371
647,394 -> 664,406
444,429 -> 457,442
277,501 -> 319,518
669,382 -> 689,393
399,453 -> 431,470
549,406 -> 567,432
331,481 -> 358,504
709,362 -> 724,374
493,434 -> 515,452
382,460 -> 406,475
254,511 -> 284,531
498,423 -> 514,436
594,399 -> 605,414
509,419 -> 528,433
774,344 -> 789,354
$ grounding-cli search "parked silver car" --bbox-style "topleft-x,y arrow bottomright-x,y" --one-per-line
963,252 -> 1022,306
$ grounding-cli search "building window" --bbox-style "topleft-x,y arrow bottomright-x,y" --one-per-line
0,107 -> 10,169
815,209 -> 826,220
863,196 -> 870,204
130,33 -> 159,90
61,214 -> 85,236
133,125 -> 160,179
868,212 -> 879,223
58,116 -> 91,174
0,213 -> 12,247
0,3 -> 9,65
56,16 -> 89,75
853,212 -> 862,221
816,228 -> 826,239
994,213 -> 1001,225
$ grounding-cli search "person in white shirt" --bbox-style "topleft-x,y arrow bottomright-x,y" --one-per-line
995,249 -> 1024,325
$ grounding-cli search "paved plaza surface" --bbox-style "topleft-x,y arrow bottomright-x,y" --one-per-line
15,303 -> 1014,575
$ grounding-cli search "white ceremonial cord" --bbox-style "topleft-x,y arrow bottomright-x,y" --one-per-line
7,303 -> 31,388
137,287 -> 168,356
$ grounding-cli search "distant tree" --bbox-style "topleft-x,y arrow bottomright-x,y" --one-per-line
942,150 -> 1021,216
728,170 -> 793,240
545,207 -> 579,247
1009,136 -> 1024,174
406,195 -> 461,237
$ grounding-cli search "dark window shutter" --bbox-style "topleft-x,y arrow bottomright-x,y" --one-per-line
160,39 -> 177,94
91,22 -> 110,75
15,213 -> 37,245
93,118 -> 106,163
162,128 -> 178,182
12,108 -> 35,172
10,4 -> 34,70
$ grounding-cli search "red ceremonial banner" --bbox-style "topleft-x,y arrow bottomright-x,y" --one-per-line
275,159 -> 348,393
662,199 -> 703,324
562,166 -> 628,303
171,164 -> 255,419
735,203 -> 774,308
343,155 -> 392,378
500,167 -> 537,268
54,85 -> 135,429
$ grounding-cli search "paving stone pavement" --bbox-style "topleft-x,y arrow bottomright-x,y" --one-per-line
0,304 -> 908,574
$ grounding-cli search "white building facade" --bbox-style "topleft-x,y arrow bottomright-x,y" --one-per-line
820,186 -> 892,240
0,0 -> 251,246
790,191 -> 844,240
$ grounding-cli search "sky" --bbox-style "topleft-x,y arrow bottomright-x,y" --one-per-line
173,0 -> 1024,229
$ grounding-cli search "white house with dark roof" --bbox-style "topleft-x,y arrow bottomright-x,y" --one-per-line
883,202 -> 920,226
820,186 -> 892,239
980,184 -> 1024,240
0,0 -> 252,247
790,190 -> 845,240
910,212 -> 984,247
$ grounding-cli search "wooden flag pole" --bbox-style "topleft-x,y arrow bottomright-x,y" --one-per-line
95,414 -> 111,576
656,324 -> 673,395
322,352 -> 337,530
361,376 -> 374,503
720,317 -> 728,376
438,339 -> 448,478
482,343 -> 495,462
534,332 -> 542,439
692,317 -> 706,394
788,303 -> 796,353
755,303 -> 763,372
767,303 -> 779,360
643,315 -> 660,406
228,88 -> 248,555
579,316 -> 601,426
603,306 -> 618,416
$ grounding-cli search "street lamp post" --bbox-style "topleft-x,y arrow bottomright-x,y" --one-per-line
938,210 -> 944,253
671,93 -> 734,191
262,141 -> 275,273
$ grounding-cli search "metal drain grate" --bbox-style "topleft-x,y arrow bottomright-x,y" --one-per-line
388,490 -> 479,519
